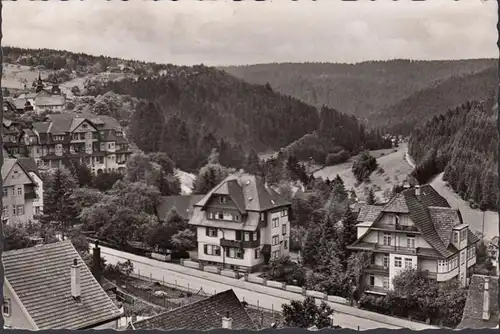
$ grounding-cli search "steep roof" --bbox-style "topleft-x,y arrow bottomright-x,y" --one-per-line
195,172 -> 291,212
357,205 -> 384,222
156,195 -> 205,221
1,158 -> 18,181
131,289 -> 257,331
17,157 -> 42,179
3,241 -> 123,329
458,275 -> 499,329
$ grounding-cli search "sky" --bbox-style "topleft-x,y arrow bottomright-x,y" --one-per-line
3,0 -> 498,66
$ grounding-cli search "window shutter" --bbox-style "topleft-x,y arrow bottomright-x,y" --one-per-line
226,248 -> 230,257
205,228 -> 209,236
236,231 -> 241,241
203,244 -> 207,254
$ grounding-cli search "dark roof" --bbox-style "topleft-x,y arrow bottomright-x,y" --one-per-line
195,172 -> 291,212
131,289 -> 257,331
17,157 -> 42,179
3,240 -> 123,329
458,275 -> 499,329
156,195 -> 205,221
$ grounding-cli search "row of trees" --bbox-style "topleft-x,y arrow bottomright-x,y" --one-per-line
409,100 -> 498,210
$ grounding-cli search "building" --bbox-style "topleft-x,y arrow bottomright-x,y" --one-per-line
2,158 -> 41,225
347,184 -> 479,294
17,157 -> 44,218
188,173 -> 291,272
156,195 -> 205,221
2,240 -> 123,330
457,275 -> 499,329
3,113 -> 132,174
129,289 -> 258,331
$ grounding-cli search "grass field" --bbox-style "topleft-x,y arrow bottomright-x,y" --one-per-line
176,169 -> 196,195
314,144 -> 411,202
2,63 -> 53,90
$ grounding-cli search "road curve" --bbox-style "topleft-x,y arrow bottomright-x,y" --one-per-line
96,245 -> 439,331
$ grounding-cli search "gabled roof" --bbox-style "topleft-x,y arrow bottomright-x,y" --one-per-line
357,205 -> 384,222
17,157 -> 42,179
131,289 -> 257,331
350,185 -> 480,258
3,240 -> 123,330
195,172 -> 291,212
1,158 -> 17,181
458,275 -> 499,329
156,195 -> 205,221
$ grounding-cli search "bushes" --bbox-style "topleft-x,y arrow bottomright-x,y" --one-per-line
352,151 -> 379,183
325,150 -> 350,166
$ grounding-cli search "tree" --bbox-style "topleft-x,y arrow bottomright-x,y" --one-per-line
193,163 -> 231,194
170,229 -> 196,252
245,149 -> 262,175
42,167 -> 78,239
344,252 -> 372,299
366,188 -> 376,205
4,224 -> 34,251
282,296 -> 334,329
352,151 -> 378,183
92,171 -> 123,192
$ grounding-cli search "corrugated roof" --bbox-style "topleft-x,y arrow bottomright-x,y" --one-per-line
3,241 -> 123,330
132,289 -> 257,331
458,275 -> 499,329
156,195 -> 205,221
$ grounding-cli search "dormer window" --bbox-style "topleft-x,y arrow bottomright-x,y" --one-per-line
219,196 -> 227,204
453,231 -> 459,244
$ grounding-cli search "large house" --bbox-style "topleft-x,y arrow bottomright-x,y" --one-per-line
2,158 -> 41,225
347,184 -> 479,294
188,172 -> 291,272
2,240 -> 123,329
3,113 -> 132,174
129,289 -> 258,331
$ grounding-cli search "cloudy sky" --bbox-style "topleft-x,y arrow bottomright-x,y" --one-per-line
3,0 -> 498,66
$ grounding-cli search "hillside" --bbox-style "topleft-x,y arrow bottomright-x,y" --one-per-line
373,66 -> 498,134
408,99 -> 498,211
221,59 -> 496,133
88,65 -> 389,172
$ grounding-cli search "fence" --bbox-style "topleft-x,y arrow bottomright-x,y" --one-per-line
130,271 -> 284,319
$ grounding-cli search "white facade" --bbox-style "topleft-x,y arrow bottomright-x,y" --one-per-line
28,172 -> 43,219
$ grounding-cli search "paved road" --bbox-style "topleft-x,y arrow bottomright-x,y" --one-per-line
96,246 -> 439,331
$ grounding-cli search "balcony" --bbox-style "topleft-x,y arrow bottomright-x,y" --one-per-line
375,224 -> 420,233
24,190 -> 37,200
375,244 -> 417,255
220,238 -> 259,249
365,264 -> 389,275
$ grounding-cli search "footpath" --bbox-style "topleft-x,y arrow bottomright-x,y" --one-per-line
97,245 -> 440,331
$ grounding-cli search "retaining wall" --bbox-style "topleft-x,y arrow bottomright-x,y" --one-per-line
266,280 -> 285,289
285,285 -> 303,294
306,290 -> 327,299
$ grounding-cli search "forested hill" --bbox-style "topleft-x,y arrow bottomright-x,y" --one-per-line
221,59 -> 496,132
408,99 -> 498,211
373,65 -> 498,134
88,65 -> 390,171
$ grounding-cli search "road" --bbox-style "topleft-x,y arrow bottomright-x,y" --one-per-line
96,245 -> 438,331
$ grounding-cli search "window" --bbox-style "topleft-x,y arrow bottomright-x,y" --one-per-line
383,277 -> 389,289
438,259 -> 447,273
244,232 -> 250,242
2,188 -> 6,197
255,248 -> 261,259
217,212 -> 223,220
223,212 -> 233,221
383,233 -> 392,246
206,228 -> 217,237
461,254 -> 465,265
284,240 -> 288,250
383,255 -> 389,268
2,206 -> 8,217
471,246 -> 475,257
404,258 -> 412,269
281,209 -> 288,217
227,247 -> 244,259
369,275 -> 375,286
234,215 -> 240,222
272,218 -> 279,228
272,235 -> 279,246
252,232 -> 258,241
282,224 -> 287,235
12,170 -> 20,179
12,205 -> 16,216
204,245 -> 221,256
453,231 -> 459,244
394,257 -> 402,268
2,298 -> 10,317
16,205 -> 24,216
11,188 -> 15,196
406,235 -> 415,249
260,213 -> 265,222
207,212 -> 214,219
460,230 -> 467,241
272,250 -> 280,260
16,186 -> 22,196
219,196 -> 227,204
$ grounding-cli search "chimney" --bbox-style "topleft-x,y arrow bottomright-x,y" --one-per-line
415,185 -> 421,198
92,241 -> 102,284
482,277 -> 490,320
222,311 -> 233,329
71,258 -> 81,302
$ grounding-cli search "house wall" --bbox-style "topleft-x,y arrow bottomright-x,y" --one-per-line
3,285 -> 36,330
2,163 -> 35,225
388,253 -> 417,290
267,208 -> 290,260
29,172 -> 43,217
419,258 -> 437,272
